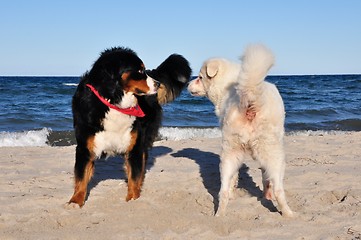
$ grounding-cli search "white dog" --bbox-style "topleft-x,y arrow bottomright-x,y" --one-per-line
188,44 -> 293,217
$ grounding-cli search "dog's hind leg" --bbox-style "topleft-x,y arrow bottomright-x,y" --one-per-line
124,151 -> 146,201
271,168 -> 293,217
256,142 -> 294,217
229,171 -> 239,200
216,147 -> 244,216
68,137 -> 96,207
261,168 -> 273,200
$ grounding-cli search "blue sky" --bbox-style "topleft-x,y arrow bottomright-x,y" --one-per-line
1,0 -> 360,76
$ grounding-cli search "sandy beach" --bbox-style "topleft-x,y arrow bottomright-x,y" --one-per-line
1,132 -> 360,239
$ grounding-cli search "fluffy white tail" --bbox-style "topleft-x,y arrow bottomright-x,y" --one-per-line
239,44 -> 274,88
237,44 -> 275,109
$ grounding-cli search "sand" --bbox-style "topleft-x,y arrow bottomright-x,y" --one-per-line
1,132 -> 361,239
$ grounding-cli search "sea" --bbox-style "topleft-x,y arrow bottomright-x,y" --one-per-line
0,75 -> 360,147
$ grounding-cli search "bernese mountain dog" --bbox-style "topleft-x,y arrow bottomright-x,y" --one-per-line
68,47 -> 191,207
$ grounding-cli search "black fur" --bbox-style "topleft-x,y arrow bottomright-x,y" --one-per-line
68,47 -> 191,206
146,54 -> 191,105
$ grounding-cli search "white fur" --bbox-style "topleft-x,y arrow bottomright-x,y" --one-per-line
188,44 -> 293,217
93,92 -> 137,157
93,76 -> 158,157
119,91 -> 137,108
146,76 -> 158,94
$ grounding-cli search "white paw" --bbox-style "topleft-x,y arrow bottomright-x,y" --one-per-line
282,209 -> 295,218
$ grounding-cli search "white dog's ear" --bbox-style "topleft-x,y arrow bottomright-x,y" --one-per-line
206,61 -> 218,78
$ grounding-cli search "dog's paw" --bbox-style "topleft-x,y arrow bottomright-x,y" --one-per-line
215,209 -> 225,217
125,195 -> 133,202
64,202 -> 81,210
281,209 -> 295,218
215,204 -> 227,217
125,192 -> 140,202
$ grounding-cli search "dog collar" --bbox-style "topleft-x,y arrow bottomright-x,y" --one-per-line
86,84 -> 145,117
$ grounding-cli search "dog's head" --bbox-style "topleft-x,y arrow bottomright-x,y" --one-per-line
87,47 -> 159,102
146,54 -> 192,105
188,58 -> 240,103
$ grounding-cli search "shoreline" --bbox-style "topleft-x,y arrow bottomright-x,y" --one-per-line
1,127 -> 360,147
46,129 -> 360,146
1,133 -> 361,239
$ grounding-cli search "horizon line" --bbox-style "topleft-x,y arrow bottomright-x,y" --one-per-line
1,73 -> 361,77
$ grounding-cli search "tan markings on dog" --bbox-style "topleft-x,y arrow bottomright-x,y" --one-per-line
87,135 -> 96,158
69,186 -> 86,207
157,82 -> 180,104
68,136 -> 96,207
124,133 -> 145,201
121,71 -> 131,81
125,159 -> 138,201
127,130 -> 138,152
156,84 -> 167,104
125,79 -> 150,94
124,130 -> 140,202
131,184 -> 141,201
124,158 -> 131,201
129,153 -> 146,201
70,160 -> 94,207
135,152 -> 146,194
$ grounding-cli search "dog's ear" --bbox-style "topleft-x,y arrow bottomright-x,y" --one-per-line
206,61 -> 218,78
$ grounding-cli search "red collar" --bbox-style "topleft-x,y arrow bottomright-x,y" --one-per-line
86,84 -> 145,117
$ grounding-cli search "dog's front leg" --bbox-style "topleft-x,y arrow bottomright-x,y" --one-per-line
68,138 -> 96,208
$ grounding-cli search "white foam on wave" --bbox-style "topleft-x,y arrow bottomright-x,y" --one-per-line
0,127 -> 356,147
62,83 -> 78,87
159,128 -> 357,141
159,127 -> 221,141
286,130 -> 355,136
0,128 -> 51,147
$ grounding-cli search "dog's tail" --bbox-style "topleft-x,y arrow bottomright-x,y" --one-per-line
147,54 -> 192,105
237,44 -> 274,107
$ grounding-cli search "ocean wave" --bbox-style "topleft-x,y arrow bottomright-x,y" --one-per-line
62,83 -> 78,87
286,130 -> 355,136
0,127 -> 222,147
330,118 -> 361,131
286,118 -> 361,132
46,127 -> 222,146
159,127 -> 221,140
1,127 -> 359,147
0,128 -> 51,147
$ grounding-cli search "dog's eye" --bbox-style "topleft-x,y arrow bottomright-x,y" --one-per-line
199,76 -> 203,80
138,69 -> 145,74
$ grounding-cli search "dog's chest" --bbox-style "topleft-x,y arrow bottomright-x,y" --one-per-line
93,109 -> 135,157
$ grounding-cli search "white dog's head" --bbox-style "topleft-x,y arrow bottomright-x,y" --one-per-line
188,58 -> 241,107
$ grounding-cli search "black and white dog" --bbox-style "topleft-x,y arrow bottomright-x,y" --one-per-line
68,47 -> 191,207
